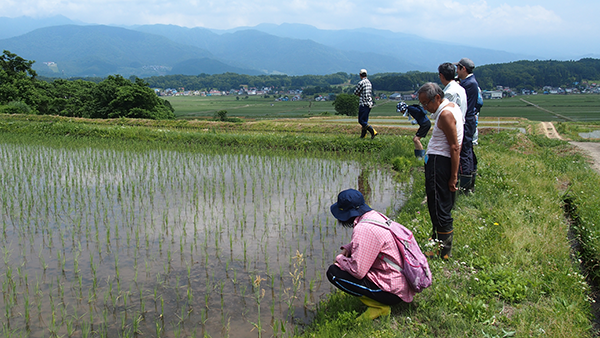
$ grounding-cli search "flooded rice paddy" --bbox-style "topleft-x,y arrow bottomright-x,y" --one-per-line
0,142 -> 405,337
579,130 -> 600,139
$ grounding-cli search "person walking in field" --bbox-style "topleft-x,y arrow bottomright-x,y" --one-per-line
396,101 -> 431,159
327,189 -> 415,320
418,83 -> 463,259
354,69 -> 377,139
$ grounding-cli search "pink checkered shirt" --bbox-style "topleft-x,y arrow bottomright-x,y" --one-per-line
335,210 -> 415,302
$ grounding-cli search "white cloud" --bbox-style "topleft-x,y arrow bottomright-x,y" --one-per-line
365,0 -> 564,39
470,2 -> 563,34
0,0 -> 597,56
0,0 -> 564,30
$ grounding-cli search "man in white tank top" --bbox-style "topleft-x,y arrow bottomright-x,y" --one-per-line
417,83 -> 463,259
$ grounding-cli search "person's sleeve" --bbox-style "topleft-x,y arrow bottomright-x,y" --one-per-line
340,243 -> 352,253
335,227 -> 382,279
444,91 -> 456,103
353,82 -> 362,96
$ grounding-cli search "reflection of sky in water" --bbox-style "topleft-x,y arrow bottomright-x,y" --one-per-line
0,143 -> 407,337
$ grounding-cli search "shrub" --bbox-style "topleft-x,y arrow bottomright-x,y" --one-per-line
332,93 -> 359,116
214,110 -> 228,121
391,156 -> 411,172
1,101 -> 33,114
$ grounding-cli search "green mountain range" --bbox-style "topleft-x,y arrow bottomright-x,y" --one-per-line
0,25 -> 255,77
0,17 -> 541,78
134,24 -> 420,75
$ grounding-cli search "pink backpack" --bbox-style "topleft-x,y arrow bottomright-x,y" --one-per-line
362,213 -> 432,293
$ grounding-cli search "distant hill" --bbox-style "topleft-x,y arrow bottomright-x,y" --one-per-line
210,23 -> 536,71
0,17 -> 568,77
0,25 -> 258,77
134,23 -> 534,74
134,25 -> 418,75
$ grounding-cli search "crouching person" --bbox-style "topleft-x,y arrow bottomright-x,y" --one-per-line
397,101 -> 431,159
326,189 -> 415,320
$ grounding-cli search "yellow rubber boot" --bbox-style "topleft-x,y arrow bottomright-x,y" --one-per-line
357,296 -> 391,321
368,126 -> 378,139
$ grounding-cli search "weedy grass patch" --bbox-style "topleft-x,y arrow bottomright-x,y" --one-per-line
561,143 -> 600,285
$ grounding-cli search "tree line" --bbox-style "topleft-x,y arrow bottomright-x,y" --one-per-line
1,50 -> 175,119
142,59 -> 600,93
474,58 -> 600,90
371,59 -> 600,92
143,72 -> 355,92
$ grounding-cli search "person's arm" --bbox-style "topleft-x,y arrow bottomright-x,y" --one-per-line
463,79 -> 477,114
437,109 -> 460,192
353,81 -> 362,96
340,243 -> 351,257
335,227 -> 381,279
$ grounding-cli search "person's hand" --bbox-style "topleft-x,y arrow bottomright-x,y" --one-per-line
449,177 -> 458,192
341,248 -> 350,257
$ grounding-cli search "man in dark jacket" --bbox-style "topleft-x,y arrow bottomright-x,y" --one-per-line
455,58 -> 479,193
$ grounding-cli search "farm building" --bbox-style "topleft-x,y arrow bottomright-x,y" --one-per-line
482,90 -> 503,99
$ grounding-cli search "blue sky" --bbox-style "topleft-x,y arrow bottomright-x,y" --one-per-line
2,0 -> 598,58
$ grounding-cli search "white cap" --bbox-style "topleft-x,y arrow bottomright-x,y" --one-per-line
360,69 -> 367,76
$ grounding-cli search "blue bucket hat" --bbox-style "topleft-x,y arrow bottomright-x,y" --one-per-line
330,189 -> 373,222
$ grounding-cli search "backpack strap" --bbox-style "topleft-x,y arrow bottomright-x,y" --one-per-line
359,211 -> 393,228
358,215 -> 403,273
379,254 -> 402,272
360,218 -> 390,227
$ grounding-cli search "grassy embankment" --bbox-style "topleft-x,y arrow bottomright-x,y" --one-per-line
1,113 -> 599,337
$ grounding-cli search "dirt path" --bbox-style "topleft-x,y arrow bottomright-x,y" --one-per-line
541,122 -> 600,174
540,121 -> 563,140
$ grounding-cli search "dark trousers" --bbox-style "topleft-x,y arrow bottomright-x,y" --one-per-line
326,265 -> 402,305
425,155 -> 455,236
358,105 -> 371,127
460,114 -> 477,175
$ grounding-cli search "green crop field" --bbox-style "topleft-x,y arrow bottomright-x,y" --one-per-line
478,95 -> 600,121
168,94 -> 600,122
168,95 -> 338,119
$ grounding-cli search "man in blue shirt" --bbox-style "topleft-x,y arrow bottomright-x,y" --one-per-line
455,58 -> 479,193
397,101 -> 431,159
